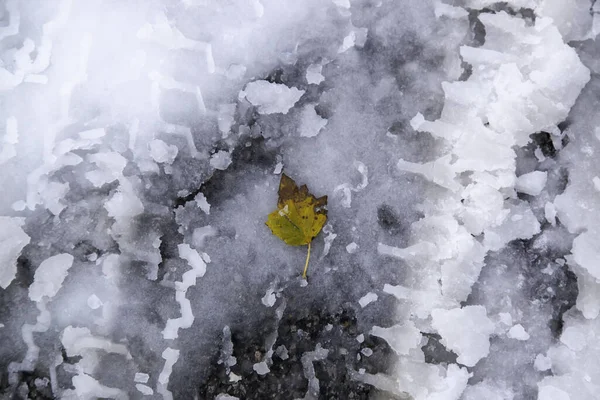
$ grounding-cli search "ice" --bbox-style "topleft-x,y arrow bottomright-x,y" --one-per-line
0,217 -> 30,289
537,384 -> 571,400
536,0 -> 593,41
252,361 -> 270,375
240,81 -> 305,114
507,324 -> 530,341
134,372 -> 150,383
163,244 -> 208,339
104,187 -> 144,219
305,63 -> 325,85
0,0 -> 597,397
67,374 -> 128,400
515,171 -> 548,196
210,150 -> 233,170
216,394 -> 239,400
218,104 -> 236,138
157,348 -> 179,400
149,139 -> 179,164
86,294 -> 103,310
358,292 -> 378,308
61,326 -> 132,359
345,242 -> 359,254
534,354 -> 552,371
431,306 -> 494,367
194,192 -> 211,214
299,344 -> 329,399
370,322 -> 421,356
29,254 -> 74,302
570,232 -> 600,280
136,384 -> 154,395
298,104 -> 327,138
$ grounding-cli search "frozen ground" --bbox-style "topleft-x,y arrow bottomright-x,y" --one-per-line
0,0 -> 599,399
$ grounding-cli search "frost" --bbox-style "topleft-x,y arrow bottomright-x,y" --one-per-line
240,81 -> 304,114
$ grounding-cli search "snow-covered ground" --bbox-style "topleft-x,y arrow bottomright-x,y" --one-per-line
0,0 -> 599,399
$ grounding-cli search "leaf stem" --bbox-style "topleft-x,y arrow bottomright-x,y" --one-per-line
302,241 -> 311,279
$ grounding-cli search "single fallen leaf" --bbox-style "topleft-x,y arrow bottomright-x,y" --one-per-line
266,174 -> 327,278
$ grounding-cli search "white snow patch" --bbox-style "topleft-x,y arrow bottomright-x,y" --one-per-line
431,306 -> 494,367
306,63 -> 325,85
240,80 -> 304,114
29,254 -> 74,302
538,384 -> 571,400
299,104 -> 327,138
253,361 -> 270,375
0,217 -> 30,289
534,354 -> 552,371
210,150 -> 232,170
157,348 -> 179,400
136,384 -> 154,395
194,192 -> 211,214
134,373 -> 150,383
358,292 -> 378,308
86,294 -> 103,310
515,171 -> 547,196
149,139 -> 178,164
507,324 -> 530,341
370,322 -> 421,355
217,103 -> 236,138
346,242 -> 359,254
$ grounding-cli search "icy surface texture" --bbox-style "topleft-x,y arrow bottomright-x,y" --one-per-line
0,0 -> 598,399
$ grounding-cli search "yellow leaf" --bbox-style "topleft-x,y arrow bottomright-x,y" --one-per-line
265,174 -> 327,278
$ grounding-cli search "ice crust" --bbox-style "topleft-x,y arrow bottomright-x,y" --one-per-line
0,0 -> 596,399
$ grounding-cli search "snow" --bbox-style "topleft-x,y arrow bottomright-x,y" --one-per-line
29,254 -> 74,302
86,294 -> 103,310
240,81 -> 305,114
358,292 -> 378,308
298,104 -> 327,138
534,354 -> 552,371
252,361 -> 270,375
507,324 -> 530,341
210,150 -> 233,170
194,192 -> 211,214
0,0 -> 597,398
149,139 -> 178,164
345,242 -> 359,254
538,384 -> 571,400
306,63 -> 325,85
0,217 -> 30,289
515,171 -> 548,196
431,306 -> 495,367
370,322 -> 421,356
134,372 -> 150,383
136,384 -> 154,395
